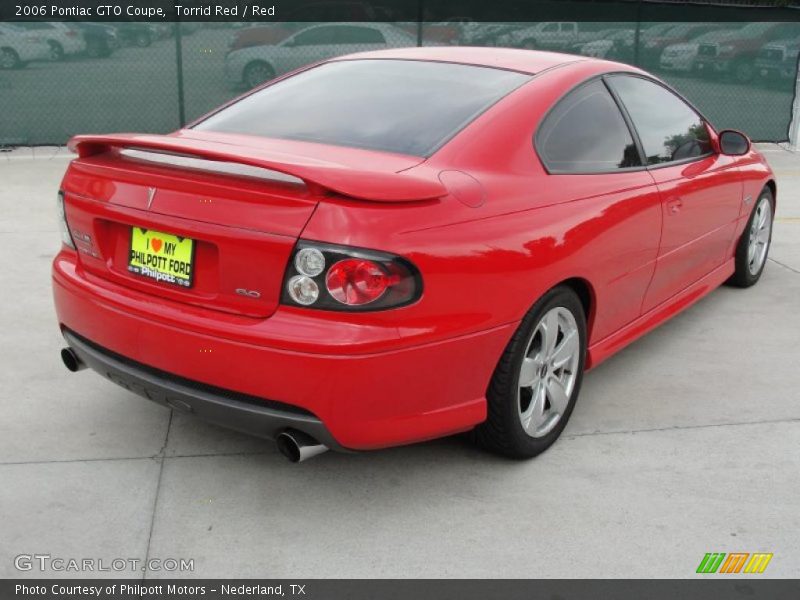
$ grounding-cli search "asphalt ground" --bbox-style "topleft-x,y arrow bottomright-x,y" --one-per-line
0,144 -> 798,578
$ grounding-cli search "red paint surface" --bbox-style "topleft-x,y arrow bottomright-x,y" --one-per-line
53,49 -> 774,449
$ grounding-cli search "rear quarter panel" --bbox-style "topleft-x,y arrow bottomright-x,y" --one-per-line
302,61 -> 664,351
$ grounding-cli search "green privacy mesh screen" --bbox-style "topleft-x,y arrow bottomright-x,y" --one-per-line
0,15 -> 797,145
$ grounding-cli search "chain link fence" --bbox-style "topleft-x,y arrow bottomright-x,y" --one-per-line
1,17 -> 798,145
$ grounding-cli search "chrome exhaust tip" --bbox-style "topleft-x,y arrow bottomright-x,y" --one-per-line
60,347 -> 86,372
276,430 -> 328,463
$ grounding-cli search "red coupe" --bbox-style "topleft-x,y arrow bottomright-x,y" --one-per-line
53,48 -> 775,461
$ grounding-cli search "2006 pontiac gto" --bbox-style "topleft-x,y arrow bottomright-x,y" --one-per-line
52,47 -> 775,461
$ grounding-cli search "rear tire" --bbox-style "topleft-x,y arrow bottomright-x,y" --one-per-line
48,41 -> 65,61
728,187 -> 774,288
474,286 -> 587,459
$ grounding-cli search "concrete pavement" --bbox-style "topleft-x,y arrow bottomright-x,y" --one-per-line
1,145 -> 798,578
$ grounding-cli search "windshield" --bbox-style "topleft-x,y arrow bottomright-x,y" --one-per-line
194,59 -> 531,157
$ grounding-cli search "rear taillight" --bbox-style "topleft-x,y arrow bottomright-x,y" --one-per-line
281,241 -> 421,311
56,191 -> 75,249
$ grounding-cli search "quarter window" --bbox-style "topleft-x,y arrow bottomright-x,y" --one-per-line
607,75 -> 712,165
536,80 -> 642,173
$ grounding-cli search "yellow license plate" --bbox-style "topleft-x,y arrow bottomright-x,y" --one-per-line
128,227 -> 195,288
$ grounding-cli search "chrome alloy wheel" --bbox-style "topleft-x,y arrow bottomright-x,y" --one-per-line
517,307 -> 581,438
747,197 -> 772,276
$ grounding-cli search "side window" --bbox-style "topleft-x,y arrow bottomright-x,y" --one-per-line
536,79 -> 642,173
607,75 -> 712,165
291,27 -> 335,46
542,23 -> 559,33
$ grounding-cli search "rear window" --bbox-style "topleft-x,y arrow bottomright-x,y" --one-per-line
194,59 -> 531,157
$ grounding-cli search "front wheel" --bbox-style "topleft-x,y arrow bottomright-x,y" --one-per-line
728,188 -> 774,287
474,286 -> 587,459
732,59 -> 755,83
243,61 -> 274,89
0,48 -> 21,69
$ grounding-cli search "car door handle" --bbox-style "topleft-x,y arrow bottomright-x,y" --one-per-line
666,198 -> 683,215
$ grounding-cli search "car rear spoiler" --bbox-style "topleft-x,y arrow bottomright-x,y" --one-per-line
67,133 -> 447,203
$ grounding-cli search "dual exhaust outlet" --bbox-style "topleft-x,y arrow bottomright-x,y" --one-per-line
60,346 -> 329,462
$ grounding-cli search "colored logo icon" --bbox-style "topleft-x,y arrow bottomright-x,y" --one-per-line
696,552 -> 773,574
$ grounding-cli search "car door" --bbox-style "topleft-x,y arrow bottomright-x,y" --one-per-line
535,78 -> 663,339
606,74 -> 743,313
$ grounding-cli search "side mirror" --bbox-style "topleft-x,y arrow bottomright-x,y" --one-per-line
718,130 -> 751,156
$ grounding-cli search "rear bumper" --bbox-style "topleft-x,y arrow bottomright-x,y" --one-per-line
64,329 -> 346,451
53,252 -> 514,450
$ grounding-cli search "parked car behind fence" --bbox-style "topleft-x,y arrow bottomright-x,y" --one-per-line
694,22 -> 800,83
0,23 -> 51,69
659,28 -> 740,73
225,23 -> 417,89
755,38 -> 800,82
12,22 -> 86,60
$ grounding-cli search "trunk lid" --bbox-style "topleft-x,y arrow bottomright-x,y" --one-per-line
62,131 -> 438,318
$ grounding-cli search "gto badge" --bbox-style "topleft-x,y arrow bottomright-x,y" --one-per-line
236,288 -> 261,298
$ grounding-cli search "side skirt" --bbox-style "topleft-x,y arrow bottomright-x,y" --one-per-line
586,258 -> 735,369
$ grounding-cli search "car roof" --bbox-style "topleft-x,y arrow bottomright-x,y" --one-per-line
331,47 -> 589,75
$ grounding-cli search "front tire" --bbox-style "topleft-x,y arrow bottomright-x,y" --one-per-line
474,286 -> 587,459
243,60 -> 274,89
729,187 -> 774,287
732,59 -> 755,84
0,48 -> 21,70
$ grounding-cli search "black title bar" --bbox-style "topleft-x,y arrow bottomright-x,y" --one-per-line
2,0 -> 799,23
